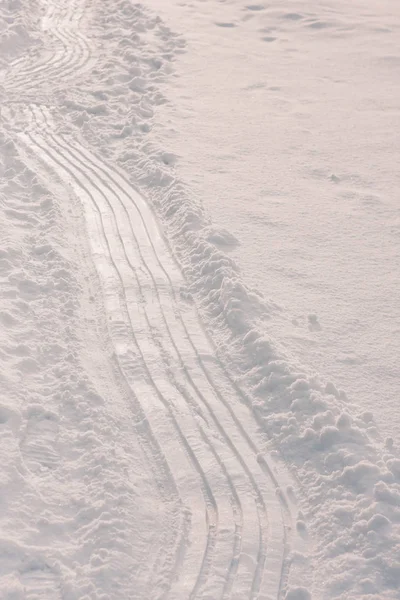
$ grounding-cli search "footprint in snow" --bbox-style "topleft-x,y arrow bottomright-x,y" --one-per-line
245,4 -> 266,11
308,314 -> 321,331
215,22 -> 236,28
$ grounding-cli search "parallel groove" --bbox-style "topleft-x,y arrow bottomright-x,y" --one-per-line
43,123 -> 289,598
8,0 -> 91,91
33,101 -> 290,600
8,0 -> 299,588
43,127 -> 248,600
23,129 -> 221,600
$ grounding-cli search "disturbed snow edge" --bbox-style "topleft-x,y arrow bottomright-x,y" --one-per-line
0,126 -> 163,598
127,144 -> 400,599
42,0 -> 400,597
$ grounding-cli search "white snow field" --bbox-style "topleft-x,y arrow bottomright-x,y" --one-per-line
144,0 -> 400,447
0,0 -> 399,599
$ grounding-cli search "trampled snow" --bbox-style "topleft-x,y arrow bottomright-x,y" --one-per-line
0,0 -> 399,599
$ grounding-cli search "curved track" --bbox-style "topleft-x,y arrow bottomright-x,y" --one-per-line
17,102 -> 293,600
5,0 -> 306,596
6,0 -> 93,93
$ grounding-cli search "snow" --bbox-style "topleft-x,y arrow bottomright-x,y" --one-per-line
144,0 -> 400,445
1,0 -> 400,599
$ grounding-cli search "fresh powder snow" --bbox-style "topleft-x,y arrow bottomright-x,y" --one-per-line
0,0 -> 399,599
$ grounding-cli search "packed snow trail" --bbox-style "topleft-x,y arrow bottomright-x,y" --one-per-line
5,0 -> 93,92
0,0 -> 310,598
4,0 -> 400,598
20,103 -> 294,600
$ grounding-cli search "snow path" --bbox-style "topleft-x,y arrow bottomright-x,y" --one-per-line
6,0 -> 400,597
6,0 -> 93,92
20,103 -> 294,600
0,0 -> 309,598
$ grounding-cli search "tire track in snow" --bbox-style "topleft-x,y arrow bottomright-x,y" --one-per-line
26,119 -> 238,600
31,1 -> 91,88
33,115 -> 249,600
20,126 -> 221,600
60,145 -> 267,600
50,141 -> 264,600
8,0 -> 92,92
31,105 -> 293,600
40,1 -> 92,86
47,135 -> 290,600
19,92 -> 300,598
32,0 -> 89,79
9,0 -> 69,83
15,133 -> 192,600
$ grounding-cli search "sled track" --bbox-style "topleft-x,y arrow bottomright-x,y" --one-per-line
3,0 -> 302,594
14,101 -> 295,600
17,0 -> 90,85
7,0 -> 92,92
15,132 -> 190,600
21,132 -> 217,600
32,105 -> 266,598
23,126 -> 239,600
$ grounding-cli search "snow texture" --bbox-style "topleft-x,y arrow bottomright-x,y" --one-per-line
0,0 -> 399,599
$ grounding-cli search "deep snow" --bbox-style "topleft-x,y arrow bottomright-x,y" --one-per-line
1,0 -> 400,599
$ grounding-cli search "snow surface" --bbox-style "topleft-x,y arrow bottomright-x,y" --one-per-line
144,0 -> 400,447
0,0 -> 400,599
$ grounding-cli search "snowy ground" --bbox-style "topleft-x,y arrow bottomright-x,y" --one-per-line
144,0 -> 400,447
1,0 -> 400,599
